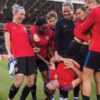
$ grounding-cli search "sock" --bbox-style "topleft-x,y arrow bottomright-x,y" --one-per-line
9,84 -> 19,99
20,85 -> 31,100
59,97 -> 63,100
60,89 -> 68,98
82,95 -> 90,100
74,85 -> 80,98
63,98 -> 68,100
50,96 -> 54,100
97,95 -> 100,100
31,84 -> 37,100
74,97 -> 79,100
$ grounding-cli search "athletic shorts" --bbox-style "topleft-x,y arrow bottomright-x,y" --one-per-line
66,39 -> 81,60
15,56 -> 37,75
78,44 -> 89,68
66,39 -> 88,69
36,59 -> 49,72
84,51 -> 100,72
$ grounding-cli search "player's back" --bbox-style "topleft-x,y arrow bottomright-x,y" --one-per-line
56,62 -> 77,89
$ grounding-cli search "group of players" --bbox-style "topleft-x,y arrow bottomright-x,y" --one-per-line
3,0 -> 100,100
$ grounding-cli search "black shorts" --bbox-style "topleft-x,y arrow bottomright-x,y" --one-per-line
78,44 -> 89,68
36,59 -> 49,72
66,39 -> 81,60
84,51 -> 100,72
15,56 -> 37,75
66,39 -> 89,70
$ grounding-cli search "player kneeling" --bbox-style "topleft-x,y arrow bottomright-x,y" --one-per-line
45,56 -> 82,96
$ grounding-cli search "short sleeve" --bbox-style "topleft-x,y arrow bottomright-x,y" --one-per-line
30,26 -> 37,35
49,69 -> 56,80
3,23 -> 11,33
81,9 -> 96,33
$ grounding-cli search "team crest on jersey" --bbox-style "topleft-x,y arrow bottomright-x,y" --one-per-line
45,36 -> 49,40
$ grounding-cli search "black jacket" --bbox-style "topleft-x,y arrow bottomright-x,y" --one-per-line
55,17 -> 75,56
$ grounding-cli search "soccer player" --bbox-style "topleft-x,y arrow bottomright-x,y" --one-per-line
66,5 -> 90,69
46,56 -> 81,96
46,10 -> 58,52
46,10 -> 58,31
55,2 -> 75,57
54,2 -> 75,99
30,17 -> 54,100
4,4 -> 37,100
46,10 -> 58,100
81,0 -> 100,100
84,0 -> 97,11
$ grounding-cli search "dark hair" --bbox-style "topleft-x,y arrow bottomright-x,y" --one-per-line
35,17 -> 47,26
76,5 -> 87,12
97,0 -> 100,3
44,86 -> 55,97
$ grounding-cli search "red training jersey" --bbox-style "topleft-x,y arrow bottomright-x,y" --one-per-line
4,22 -> 34,58
74,20 -> 90,42
81,6 -> 100,52
47,24 -> 55,51
30,25 -> 53,58
49,62 -> 78,91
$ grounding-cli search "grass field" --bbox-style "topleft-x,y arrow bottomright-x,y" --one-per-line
0,60 -> 97,100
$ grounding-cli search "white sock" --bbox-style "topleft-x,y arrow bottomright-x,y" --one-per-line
63,98 -> 68,100
74,97 -> 79,100
59,97 -> 63,100
51,97 -> 54,100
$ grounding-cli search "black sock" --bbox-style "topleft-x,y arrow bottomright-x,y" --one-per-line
9,84 -> 19,99
31,84 -> 37,100
74,85 -> 80,97
97,95 -> 100,100
60,89 -> 68,98
20,85 -> 31,100
82,95 -> 90,100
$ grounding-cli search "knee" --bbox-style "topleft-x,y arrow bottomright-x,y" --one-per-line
14,76 -> 24,87
82,68 -> 93,81
42,73 -> 48,83
27,79 -> 35,87
95,79 -> 100,86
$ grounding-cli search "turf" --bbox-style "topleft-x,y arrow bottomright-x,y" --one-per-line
0,60 -> 96,100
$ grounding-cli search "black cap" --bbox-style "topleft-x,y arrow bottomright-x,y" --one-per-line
35,17 -> 47,26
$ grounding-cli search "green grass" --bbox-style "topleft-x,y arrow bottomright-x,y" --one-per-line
0,60 -> 96,100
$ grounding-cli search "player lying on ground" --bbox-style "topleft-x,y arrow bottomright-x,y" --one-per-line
45,56 -> 82,95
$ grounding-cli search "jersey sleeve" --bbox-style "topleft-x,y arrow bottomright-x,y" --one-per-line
74,20 -> 90,42
81,9 -> 95,33
30,26 -> 37,35
49,69 -> 56,80
3,23 -> 11,33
